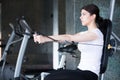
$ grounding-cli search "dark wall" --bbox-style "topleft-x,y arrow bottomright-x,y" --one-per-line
1,0 -> 53,69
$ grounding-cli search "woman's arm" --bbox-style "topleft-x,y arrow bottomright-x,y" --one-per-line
33,31 -> 98,44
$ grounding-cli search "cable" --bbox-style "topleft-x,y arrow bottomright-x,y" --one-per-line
18,18 -> 105,47
19,19 -> 58,42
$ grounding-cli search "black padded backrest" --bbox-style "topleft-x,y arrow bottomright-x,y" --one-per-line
99,19 -> 112,74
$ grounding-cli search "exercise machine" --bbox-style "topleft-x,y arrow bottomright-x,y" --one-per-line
0,17 -> 119,80
0,18 -> 41,80
0,21 -> 29,80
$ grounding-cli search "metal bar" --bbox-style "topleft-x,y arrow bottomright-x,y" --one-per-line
1,31 -> 15,61
112,32 -> 120,42
109,0 -> 120,42
109,0 -> 115,21
53,0 -> 59,69
14,29 -> 30,79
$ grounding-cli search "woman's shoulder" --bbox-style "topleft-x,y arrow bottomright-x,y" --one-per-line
92,28 -> 103,37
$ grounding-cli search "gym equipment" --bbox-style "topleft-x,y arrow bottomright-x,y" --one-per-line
0,17 -> 118,80
0,17 -> 60,80
0,23 -> 15,80
0,22 -> 27,80
41,19 -> 115,80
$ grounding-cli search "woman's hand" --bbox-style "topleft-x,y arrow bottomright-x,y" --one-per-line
33,34 -> 45,44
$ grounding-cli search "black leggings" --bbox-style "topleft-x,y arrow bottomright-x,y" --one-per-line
44,69 -> 98,80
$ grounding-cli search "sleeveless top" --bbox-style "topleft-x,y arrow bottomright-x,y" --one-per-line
77,28 -> 104,76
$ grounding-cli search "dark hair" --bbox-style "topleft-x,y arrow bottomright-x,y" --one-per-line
81,4 -> 103,24
81,4 -> 112,36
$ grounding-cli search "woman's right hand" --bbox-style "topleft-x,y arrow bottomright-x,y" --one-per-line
33,33 -> 45,44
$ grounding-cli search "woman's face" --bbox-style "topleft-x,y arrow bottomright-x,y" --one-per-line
80,9 -> 95,26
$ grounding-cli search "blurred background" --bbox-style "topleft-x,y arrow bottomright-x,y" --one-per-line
0,0 -> 120,80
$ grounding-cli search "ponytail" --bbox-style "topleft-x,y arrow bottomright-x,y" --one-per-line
97,17 -> 112,38
96,16 -> 104,25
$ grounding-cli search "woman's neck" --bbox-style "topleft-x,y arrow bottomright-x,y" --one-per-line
87,22 -> 97,31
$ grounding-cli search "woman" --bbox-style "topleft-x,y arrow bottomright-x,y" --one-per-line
33,4 -> 109,80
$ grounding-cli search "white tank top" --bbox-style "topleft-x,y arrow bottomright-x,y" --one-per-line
77,28 -> 103,76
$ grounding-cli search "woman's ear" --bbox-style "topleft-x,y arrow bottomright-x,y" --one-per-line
92,14 -> 96,20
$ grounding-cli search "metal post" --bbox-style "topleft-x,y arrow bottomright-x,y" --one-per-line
110,0 -> 120,43
109,0 -> 115,21
53,0 -> 59,69
14,29 -> 30,79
